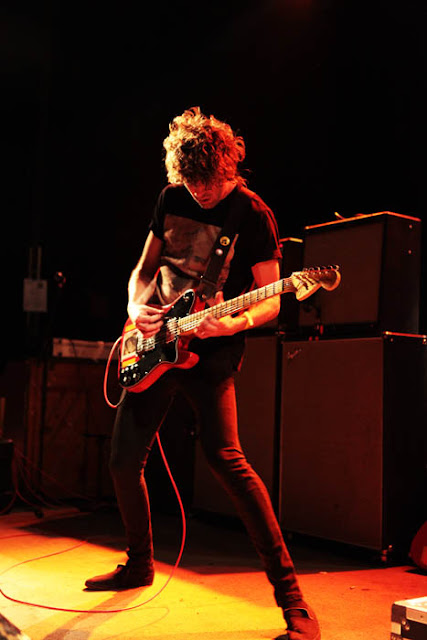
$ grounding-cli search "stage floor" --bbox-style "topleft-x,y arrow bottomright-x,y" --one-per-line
0,505 -> 425,640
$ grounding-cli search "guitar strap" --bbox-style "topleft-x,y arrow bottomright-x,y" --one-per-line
196,187 -> 246,302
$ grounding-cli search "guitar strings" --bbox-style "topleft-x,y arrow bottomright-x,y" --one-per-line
140,278 -> 294,351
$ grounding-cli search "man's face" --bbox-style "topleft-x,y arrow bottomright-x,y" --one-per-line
184,179 -> 230,209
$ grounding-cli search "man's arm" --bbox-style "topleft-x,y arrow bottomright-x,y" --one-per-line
195,258 -> 281,339
127,231 -> 165,338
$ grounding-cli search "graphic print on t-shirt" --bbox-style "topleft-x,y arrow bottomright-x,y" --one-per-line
157,214 -> 237,305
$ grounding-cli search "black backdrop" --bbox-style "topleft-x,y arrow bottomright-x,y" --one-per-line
3,0 -> 427,363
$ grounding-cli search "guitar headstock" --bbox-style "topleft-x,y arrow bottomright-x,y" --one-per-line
291,265 -> 341,301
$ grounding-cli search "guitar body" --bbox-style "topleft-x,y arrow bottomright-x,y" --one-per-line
119,289 -> 200,393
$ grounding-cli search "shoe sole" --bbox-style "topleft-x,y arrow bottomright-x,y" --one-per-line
84,579 -> 154,591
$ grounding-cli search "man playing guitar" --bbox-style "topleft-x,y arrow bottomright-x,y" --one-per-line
85,106 -> 321,640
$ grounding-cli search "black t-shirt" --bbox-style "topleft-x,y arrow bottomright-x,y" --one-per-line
148,183 -> 281,371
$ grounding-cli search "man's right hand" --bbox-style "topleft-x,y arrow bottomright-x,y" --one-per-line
129,304 -> 165,338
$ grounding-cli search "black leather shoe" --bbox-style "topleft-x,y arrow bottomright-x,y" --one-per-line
85,563 -> 154,591
276,607 -> 321,640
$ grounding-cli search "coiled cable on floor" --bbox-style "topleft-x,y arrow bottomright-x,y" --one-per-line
0,432 -> 187,614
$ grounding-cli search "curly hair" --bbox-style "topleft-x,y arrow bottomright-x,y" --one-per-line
163,107 -> 247,186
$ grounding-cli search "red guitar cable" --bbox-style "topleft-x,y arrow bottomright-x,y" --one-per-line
0,427 -> 187,614
103,336 -> 123,409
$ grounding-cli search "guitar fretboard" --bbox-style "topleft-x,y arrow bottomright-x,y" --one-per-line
176,276 -> 295,334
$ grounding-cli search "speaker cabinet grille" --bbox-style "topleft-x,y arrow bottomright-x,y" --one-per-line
279,335 -> 427,553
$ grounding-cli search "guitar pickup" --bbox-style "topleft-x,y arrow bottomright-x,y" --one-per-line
166,317 -> 178,341
140,335 -> 156,353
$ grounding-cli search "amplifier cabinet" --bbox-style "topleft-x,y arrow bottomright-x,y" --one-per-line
26,359 -> 116,500
264,237 -> 303,332
278,237 -> 304,333
279,334 -> 427,554
299,212 -> 421,335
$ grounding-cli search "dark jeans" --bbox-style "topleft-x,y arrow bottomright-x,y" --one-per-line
109,358 -> 306,609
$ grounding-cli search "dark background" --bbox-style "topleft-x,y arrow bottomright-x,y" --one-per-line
3,0 -> 427,363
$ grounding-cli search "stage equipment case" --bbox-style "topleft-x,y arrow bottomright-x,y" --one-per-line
391,597 -> 427,640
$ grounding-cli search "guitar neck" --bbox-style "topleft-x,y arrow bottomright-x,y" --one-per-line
177,277 -> 295,334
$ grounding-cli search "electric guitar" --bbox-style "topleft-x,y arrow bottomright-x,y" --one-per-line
119,265 -> 341,393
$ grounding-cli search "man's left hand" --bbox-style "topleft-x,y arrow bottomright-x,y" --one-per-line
195,292 -> 246,339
